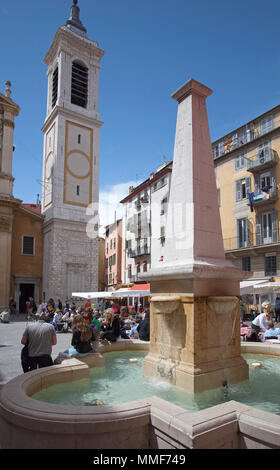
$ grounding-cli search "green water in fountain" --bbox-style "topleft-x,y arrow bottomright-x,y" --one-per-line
33,351 -> 280,414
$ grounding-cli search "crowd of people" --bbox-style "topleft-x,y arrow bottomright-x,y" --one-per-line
20,297 -> 150,373
245,301 -> 280,342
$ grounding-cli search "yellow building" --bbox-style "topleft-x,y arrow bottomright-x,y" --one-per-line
213,106 -> 280,302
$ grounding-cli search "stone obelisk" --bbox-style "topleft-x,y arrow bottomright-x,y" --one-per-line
142,78 -> 250,393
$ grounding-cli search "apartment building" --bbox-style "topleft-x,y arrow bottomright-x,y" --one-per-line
104,219 -> 122,290
213,105 -> 280,295
120,162 -> 172,285
118,102 -> 280,306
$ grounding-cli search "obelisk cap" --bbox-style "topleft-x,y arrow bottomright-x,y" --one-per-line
171,78 -> 213,103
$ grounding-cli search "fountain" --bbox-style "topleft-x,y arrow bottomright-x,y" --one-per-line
1,79 -> 280,449
142,78 -> 250,393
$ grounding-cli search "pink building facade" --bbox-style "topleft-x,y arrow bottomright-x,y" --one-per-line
104,219 -> 122,291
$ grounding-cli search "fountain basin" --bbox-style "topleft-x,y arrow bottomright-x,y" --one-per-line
1,340 -> 280,449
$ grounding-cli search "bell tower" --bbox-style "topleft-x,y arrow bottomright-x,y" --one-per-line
42,1 -> 105,301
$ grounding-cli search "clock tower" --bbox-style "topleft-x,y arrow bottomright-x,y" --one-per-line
42,1 -> 104,301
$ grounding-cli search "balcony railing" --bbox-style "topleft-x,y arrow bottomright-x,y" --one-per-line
250,186 -> 278,207
129,245 -> 150,257
212,120 -> 277,160
247,148 -> 278,172
224,229 -> 278,251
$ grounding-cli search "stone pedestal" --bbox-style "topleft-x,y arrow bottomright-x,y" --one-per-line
143,292 -> 249,393
141,78 -> 250,393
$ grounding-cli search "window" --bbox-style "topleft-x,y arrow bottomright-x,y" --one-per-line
238,129 -> 248,146
235,177 -> 251,202
218,141 -> 224,156
22,236 -> 34,255
256,210 -> 278,245
143,262 -> 147,272
235,153 -> 246,171
71,61 -> 88,108
52,66 -> 58,108
160,226 -> 166,245
213,145 -> 219,159
237,218 -> 249,248
260,115 -> 273,135
242,256 -> 251,272
161,197 -> 168,215
152,182 -> 158,192
265,254 -> 277,276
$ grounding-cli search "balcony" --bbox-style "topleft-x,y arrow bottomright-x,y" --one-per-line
249,186 -> 278,208
247,148 -> 278,173
134,195 -> 149,210
224,228 -> 279,251
129,245 -> 150,257
212,118 -> 277,160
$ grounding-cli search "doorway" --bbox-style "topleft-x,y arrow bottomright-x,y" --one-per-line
19,284 -> 34,313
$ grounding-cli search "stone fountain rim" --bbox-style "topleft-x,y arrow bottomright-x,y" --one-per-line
1,341 -> 280,425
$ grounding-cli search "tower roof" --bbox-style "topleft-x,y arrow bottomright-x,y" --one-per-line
66,0 -> 87,37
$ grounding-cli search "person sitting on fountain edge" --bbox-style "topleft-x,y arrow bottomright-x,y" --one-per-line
262,321 -> 280,342
250,302 -> 273,341
99,308 -> 120,343
137,311 -> 150,341
54,315 -> 96,363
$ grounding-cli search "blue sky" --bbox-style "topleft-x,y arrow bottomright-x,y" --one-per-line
1,0 -> 280,228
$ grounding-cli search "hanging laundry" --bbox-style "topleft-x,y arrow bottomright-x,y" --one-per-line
248,192 -> 255,212
261,185 -> 272,193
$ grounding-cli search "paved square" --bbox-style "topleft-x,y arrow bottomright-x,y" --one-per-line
0,315 -> 73,388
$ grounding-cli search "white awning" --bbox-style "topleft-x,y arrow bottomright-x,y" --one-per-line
72,290 -> 150,299
72,291 -> 114,299
240,280 -> 268,294
114,290 -> 150,297
253,282 -> 280,294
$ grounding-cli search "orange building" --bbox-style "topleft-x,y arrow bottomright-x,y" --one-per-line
11,202 -> 43,313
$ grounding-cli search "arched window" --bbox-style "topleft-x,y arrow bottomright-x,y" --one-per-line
71,60 -> 88,108
52,66 -> 59,108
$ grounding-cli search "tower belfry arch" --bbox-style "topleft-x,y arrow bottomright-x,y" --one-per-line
41,1 -> 105,301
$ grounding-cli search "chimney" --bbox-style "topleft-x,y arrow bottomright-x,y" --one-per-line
5,81 -> 11,98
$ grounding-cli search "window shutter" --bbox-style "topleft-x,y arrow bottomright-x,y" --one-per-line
254,174 -> 260,194
271,168 -> 276,193
272,210 -> 278,243
23,237 -> 34,255
256,214 -> 262,246
71,61 -> 88,108
245,177 -> 251,196
236,180 -> 241,201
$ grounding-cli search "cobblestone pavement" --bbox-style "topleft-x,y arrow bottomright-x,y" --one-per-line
0,314 -> 73,389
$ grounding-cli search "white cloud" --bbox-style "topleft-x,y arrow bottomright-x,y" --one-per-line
99,180 -> 137,236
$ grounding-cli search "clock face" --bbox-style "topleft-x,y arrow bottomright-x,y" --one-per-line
64,120 -> 93,207
66,151 -> 90,179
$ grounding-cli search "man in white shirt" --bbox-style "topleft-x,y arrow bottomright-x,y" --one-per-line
252,302 -> 273,334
